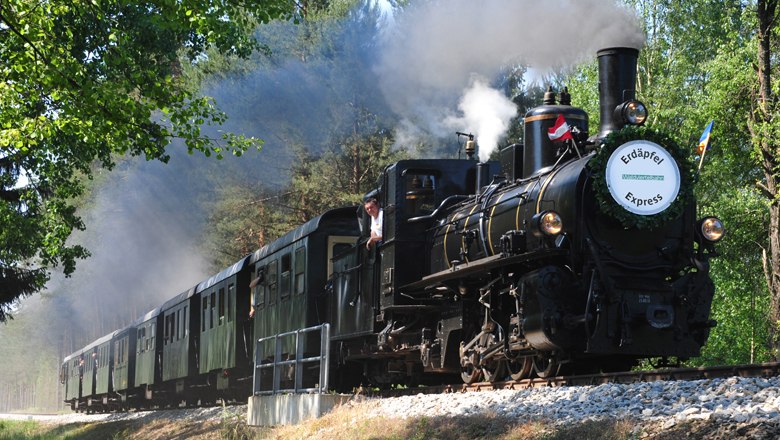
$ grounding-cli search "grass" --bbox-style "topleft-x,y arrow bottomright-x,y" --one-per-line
256,404 -> 640,440
0,419 -> 131,440
0,412 -> 642,440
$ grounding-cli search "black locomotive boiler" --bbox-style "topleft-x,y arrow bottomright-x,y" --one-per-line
62,46 -> 724,412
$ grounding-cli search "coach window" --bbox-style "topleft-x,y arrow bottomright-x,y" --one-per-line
183,305 -> 188,337
219,287 -> 225,325
181,307 -> 187,338
227,284 -> 234,322
164,315 -> 171,345
253,267 -> 265,309
209,292 -> 216,329
176,309 -> 181,341
294,247 -> 305,295
149,324 -> 155,352
280,253 -> 291,299
202,297 -> 208,332
268,260 -> 278,305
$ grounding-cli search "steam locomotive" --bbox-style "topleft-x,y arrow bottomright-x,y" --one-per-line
61,47 -> 723,411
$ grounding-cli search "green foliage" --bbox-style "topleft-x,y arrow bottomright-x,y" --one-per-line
565,60 -> 600,131
698,188 -> 771,364
286,109 -> 409,223
204,183 -> 295,269
0,0 -> 295,320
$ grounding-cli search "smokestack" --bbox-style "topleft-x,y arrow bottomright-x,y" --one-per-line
475,162 -> 490,195
596,47 -> 638,139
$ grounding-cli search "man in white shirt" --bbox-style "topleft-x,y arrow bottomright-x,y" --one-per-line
364,197 -> 383,249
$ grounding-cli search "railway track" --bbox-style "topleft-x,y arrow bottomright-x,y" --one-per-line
375,361 -> 780,397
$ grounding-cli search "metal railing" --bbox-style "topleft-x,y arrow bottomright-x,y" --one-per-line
253,323 -> 330,395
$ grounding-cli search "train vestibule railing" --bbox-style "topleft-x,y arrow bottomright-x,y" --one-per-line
252,323 -> 330,395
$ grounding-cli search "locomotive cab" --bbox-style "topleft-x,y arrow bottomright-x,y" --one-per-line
376,159 -> 500,305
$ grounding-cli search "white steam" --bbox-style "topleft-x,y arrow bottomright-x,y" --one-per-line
444,77 -> 518,162
376,0 -> 644,161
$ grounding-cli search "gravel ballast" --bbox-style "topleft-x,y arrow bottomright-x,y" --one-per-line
363,376 -> 780,429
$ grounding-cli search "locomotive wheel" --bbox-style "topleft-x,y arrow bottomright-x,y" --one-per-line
507,356 -> 533,380
482,359 -> 506,382
460,348 -> 481,384
461,361 -> 481,384
532,355 -> 561,379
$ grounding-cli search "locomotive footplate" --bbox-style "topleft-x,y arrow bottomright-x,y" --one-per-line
400,249 -> 568,296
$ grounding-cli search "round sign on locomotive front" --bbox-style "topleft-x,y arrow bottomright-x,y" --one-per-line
605,140 -> 681,216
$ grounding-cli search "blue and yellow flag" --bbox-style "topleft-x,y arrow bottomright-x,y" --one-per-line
696,120 -> 714,156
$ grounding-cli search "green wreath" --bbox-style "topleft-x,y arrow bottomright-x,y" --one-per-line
587,126 -> 696,230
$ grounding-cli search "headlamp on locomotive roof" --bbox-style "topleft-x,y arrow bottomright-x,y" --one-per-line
614,100 -> 648,126
697,216 -> 725,243
531,210 -> 563,237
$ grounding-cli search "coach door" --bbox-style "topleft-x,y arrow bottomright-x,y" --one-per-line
328,235 -> 374,338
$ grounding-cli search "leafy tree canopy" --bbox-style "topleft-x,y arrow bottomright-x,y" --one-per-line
0,0 -> 295,321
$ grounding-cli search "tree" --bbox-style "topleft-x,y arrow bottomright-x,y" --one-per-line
0,0 -> 295,320
204,182 -> 295,269
752,0 -> 780,358
287,108 -> 408,223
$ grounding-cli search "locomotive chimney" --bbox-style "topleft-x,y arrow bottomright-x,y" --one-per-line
475,162 -> 490,195
596,47 -> 639,139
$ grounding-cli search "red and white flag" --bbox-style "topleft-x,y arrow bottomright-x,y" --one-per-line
548,114 -> 573,142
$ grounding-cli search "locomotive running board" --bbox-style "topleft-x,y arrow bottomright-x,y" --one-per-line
399,249 -> 568,295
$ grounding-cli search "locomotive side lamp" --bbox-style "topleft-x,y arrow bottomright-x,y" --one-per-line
531,210 -> 563,237
614,100 -> 648,126
697,216 -> 725,243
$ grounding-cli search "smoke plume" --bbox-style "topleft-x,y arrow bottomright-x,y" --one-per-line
376,0 -> 644,160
